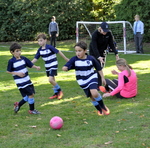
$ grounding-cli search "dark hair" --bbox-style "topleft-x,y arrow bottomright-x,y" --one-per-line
37,33 -> 47,40
10,43 -> 22,52
74,41 -> 87,50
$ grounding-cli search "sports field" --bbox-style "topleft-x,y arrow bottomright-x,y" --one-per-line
0,40 -> 150,148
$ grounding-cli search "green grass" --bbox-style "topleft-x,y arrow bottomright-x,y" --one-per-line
0,40 -> 150,148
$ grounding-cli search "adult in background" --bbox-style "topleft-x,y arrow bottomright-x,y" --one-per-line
49,16 -> 59,47
133,15 -> 144,54
89,22 -> 119,86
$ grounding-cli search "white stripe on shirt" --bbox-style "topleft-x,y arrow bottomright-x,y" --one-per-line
76,69 -> 94,76
75,60 -> 92,67
45,61 -> 58,68
77,73 -> 97,86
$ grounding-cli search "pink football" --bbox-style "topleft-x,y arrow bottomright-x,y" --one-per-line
50,116 -> 63,129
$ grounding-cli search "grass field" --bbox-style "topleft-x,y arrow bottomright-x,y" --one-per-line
0,40 -> 150,148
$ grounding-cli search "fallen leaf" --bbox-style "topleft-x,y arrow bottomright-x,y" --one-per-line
142,143 -> 146,146
115,131 -> 119,133
105,141 -> 113,145
29,125 -> 37,128
84,121 -> 88,124
57,134 -> 61,137
139,115 -> 144,117
121,119 -> 126,121
128,112 -> 133,114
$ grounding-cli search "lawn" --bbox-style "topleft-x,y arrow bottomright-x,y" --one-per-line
0,40 -> 150,148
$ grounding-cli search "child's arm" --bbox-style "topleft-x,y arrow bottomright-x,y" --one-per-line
31,58 -> 38,64
58,51 -> 69,62
7,71 -> 25,77
111,70 -> 119,75
32,65 -> 40,70
62,66 -> 68,71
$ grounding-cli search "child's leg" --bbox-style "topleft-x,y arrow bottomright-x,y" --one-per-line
105,79 -> 118,91
90,89 -> 103,115
49,76 -> 63,99
49,76 -> 61,92
112,79 -> 118,85
14,95 -> 28,113
19,95 -> 28,107
90,89 -> 110,115
28,94 -> 41,114
28,94 -> 35,111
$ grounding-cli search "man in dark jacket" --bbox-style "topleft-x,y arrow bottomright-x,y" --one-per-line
89,22 -> 119,86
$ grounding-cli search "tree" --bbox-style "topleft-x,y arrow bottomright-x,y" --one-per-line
114,0 -> 150,42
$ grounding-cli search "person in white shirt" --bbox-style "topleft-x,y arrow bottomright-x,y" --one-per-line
133,15 -> 144,53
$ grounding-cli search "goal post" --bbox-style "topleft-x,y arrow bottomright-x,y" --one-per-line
76,21 -> 136,54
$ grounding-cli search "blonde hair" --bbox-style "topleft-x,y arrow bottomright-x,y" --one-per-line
116,58 -> 132,77
135,14 -> 140,19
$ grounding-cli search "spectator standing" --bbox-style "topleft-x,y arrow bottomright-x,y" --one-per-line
49,16 -> 59,47
133,15 -> 144,54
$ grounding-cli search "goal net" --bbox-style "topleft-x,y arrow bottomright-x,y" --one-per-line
76,21 -> 136,54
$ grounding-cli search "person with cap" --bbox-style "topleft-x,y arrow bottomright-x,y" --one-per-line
133,15 -> 144,54
89,22 -> 119,86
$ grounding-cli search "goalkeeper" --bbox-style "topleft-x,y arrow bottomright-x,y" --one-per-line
89,22 -> 119,86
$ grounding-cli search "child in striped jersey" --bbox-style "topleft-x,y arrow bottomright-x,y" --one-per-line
7,43 -> 41,114
32,33 -> 69,99
62,41 -> 110,116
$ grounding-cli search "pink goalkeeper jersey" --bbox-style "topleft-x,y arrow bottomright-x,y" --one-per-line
110,69 -> 137,98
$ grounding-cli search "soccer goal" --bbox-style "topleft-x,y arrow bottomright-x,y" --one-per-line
76,21 -> 136,54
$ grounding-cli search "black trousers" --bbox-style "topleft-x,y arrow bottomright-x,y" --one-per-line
50,31 -> 57,47
105,79 -> 124,98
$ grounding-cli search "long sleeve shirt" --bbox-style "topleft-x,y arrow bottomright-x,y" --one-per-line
133,20 -> 144,35
110,69 -> 137,98
49,21 -> 59,35
89,30 -> 118,59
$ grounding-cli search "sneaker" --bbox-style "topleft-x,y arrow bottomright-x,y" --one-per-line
49,93 -> 58,99
57,91 -> 63,99
97,111 -> 104,116
14,102 -> 20,113
102,106 -> 110,115
99,86 -> 107,93
28,109 -> 41,114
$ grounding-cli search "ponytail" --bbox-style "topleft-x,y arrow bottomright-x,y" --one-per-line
126,64 -> 131,77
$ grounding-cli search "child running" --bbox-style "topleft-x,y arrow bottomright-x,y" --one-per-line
62,41 -> 110,116
32,33 -> 69,99
7,43 -> 41,114
102,58 -> 137,98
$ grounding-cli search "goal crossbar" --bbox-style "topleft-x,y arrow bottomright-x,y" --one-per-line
76,21 -> 135,54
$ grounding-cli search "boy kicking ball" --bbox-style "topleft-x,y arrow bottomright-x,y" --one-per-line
62,41 -> 110,116
7,43 -> 41,114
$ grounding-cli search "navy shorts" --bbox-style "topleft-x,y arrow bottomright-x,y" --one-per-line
83,83 -> 98,97
19,85 -> 35,97
46,70 -> 57,77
